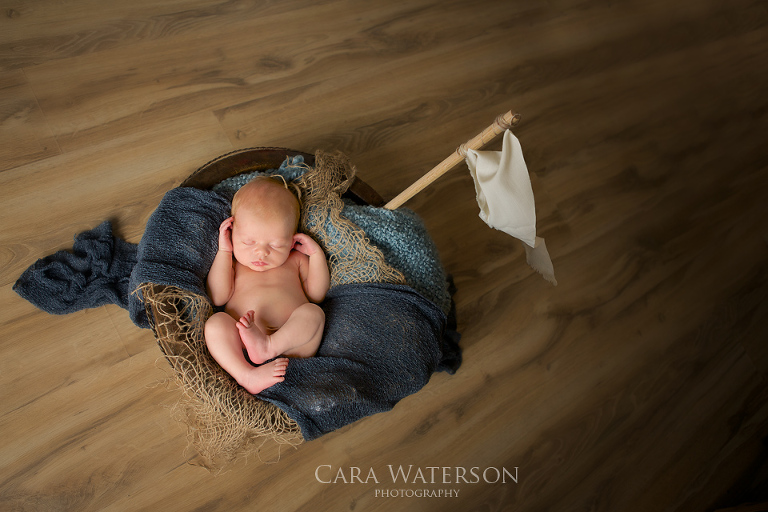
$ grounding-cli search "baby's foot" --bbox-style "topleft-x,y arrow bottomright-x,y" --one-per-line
239,357 -> 289,395
236,310 -> 274,364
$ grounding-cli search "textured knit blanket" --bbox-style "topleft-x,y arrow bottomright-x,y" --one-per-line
262,282 -> 457,439
13,221 -> 140,319
14,157 -> 460,441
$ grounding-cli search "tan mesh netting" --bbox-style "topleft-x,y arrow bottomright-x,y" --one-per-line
296,150 -> 405,287
142,150 -> 405,470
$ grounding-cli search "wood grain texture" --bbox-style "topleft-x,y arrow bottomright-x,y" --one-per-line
1,0 -> 767,511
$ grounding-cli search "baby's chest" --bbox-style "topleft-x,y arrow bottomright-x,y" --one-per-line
227,266 -> 306,318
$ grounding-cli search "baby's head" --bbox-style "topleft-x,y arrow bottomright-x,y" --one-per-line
232,175 -> 301,227
230,176 -> 302,271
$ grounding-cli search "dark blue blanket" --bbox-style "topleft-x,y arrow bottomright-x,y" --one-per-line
13,221 -> 139,318
263,282 -> 458,440
13,186 -> 460,440
128,187 -> 231,327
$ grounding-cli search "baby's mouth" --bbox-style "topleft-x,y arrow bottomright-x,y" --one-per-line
252,261 -> 267,267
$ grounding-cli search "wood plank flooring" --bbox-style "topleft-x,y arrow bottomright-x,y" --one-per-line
2,1 -> 767,510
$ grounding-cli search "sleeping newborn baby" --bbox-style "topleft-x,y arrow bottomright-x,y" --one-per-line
204,176 -> 330,394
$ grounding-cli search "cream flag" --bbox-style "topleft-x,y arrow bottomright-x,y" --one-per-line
465,130 -> 557,285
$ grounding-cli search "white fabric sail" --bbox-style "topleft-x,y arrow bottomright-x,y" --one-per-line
465,130 -> 557,285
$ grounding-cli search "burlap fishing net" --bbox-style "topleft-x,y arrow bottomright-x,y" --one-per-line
141,150 -> 405,470
296,150 -> 405,287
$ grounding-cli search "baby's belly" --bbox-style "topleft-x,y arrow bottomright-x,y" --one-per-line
226,284 -> 308,332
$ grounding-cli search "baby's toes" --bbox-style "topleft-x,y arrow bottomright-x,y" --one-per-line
275,358 -> 289,375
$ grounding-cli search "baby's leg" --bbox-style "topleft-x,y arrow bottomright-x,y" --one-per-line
278,303 -> 325,358
235,311 -> 271,364
238,303 -> 325,362
204,312 -> 288,394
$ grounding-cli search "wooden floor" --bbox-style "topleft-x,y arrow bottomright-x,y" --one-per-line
2,1 -> 767,510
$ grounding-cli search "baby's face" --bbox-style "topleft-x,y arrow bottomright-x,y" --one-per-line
231,209 -> 295,272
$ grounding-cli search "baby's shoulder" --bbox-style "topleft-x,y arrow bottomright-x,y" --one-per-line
287,250 -> 308,270
288,250 -> 308,262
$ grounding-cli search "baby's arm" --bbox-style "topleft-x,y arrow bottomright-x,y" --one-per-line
293,233 -> 330,303
206,217 -> 236,306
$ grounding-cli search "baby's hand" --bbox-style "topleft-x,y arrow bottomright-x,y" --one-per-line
218,217 -> 234,253
292,233 -> 322,256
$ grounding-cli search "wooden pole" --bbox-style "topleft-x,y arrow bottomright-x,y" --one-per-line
384,110 -> 521,210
